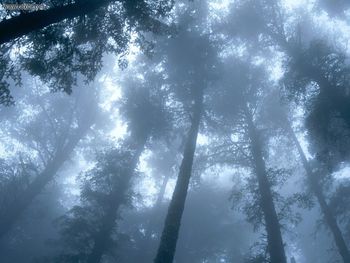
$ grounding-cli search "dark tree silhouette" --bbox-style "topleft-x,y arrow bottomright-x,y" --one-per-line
154,4 -> 220,261
0,0 -> 174,105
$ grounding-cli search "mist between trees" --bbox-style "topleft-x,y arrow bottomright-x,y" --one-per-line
0,0 -> 350,263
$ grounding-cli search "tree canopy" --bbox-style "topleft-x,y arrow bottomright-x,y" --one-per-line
0,0 -> 350,263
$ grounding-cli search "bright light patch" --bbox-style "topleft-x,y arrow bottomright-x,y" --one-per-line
109,118 -> 127,140
126,32 -> 141,65
99,74 -> 122,111
98,74 -> 128,140
209,0 -> 232,15
197,133 -> 209,145
282,0 -> 309,10
164,178 -> 176,200
334,166 -> 350,179
133,150 -> 159,207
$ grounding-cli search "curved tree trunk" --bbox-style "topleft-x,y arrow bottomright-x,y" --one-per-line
244,105 -> 287,263
285,122 -> 350,263
154,89 -> 203,263
0,121 -> 92,238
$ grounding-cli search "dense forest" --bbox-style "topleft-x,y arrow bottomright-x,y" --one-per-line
0,0 -> 350,262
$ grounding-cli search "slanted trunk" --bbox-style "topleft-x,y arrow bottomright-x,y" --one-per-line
154,89 -> 203,263
86,135 -> 148,263
0,121 -> 92,238
286,123 -> 350,263
0,0 -> 110,45
145,173 -> 170,240
244,106 -> 287,263
134,174 -> 170,262
155,174 -> 170,206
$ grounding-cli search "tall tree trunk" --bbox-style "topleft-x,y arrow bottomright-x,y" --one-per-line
0,0 -> 110,45
279,34 -> 350,263
0,120 -> 92,238
244,106 -> 287,263
285,122 -> 350,263
86,135 -> 148,263
154,89 -> 203,263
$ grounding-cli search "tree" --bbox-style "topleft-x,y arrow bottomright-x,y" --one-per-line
0,83 -> 99,239
227,0 -> 350,171
225,4 -> 350,260
261,91 -> 350,262
52,64 -> 172,262
0,0 -> 174,105
132,140 -> 181,260
330,180 -> 350,243
287,122 -> 350,262
54,138 -> 146,263
154,4 -> 220,261
207,59 -> 288,263
1,0 -> 350,261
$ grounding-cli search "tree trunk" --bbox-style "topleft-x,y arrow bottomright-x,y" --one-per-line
133,173 -> 170,262
244,106 -> 287,263
285,122 -> 350,263
156,174 -> 170,206
154,89 -> 203,263
86,135 -> 148,263
0,0 -> 110,45
0,120 -> 92,238
145,173 -> 170,240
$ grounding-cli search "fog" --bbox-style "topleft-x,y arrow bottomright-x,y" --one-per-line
0,0 -> 350,262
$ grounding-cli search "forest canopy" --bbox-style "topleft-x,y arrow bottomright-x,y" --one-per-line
0,0 -> 350,263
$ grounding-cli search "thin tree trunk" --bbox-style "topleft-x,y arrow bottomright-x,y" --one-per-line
285,122 -> 350,263
0,120 -> 92,238
155,174 -> 170,206
244,105 -> 287,263
154,89 -> 203,263
144,173 -> 170,240
0,0 -> 110,45
86,135 -> 148,263
133,174 -> 170,262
